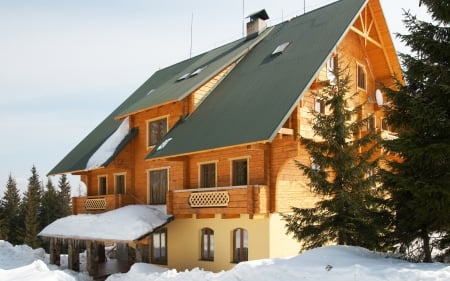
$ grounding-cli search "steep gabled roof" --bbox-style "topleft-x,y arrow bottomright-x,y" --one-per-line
147,0 -> 368,159
48,28 -> 269,175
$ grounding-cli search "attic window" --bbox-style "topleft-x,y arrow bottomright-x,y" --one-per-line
272,41 -> 291,55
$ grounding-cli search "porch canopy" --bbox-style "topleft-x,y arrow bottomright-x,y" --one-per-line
39,205 -> 172,242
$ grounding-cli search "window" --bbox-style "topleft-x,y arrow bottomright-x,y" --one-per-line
233,228 -> 248,263
311,159 -> 321,171
272,41 -> 291,55
381,118 -> 388,131
200,163 -> 216,188
315,99 -> 325,114
149,169 -> 168,204
327,55 -> 338,85
357,64 -> 366,90
115,174 -> 125,194
232,159 -> 248,186
201,228 -> 214,261
152,228 -> 167,265
148,118 -> 167,147
98,176 -> 107,195
368,115 -> 376,132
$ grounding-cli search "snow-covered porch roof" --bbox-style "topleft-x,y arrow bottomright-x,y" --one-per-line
39,205 -> 173,243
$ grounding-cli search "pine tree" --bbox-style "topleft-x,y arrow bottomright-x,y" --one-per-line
380,1 -> 450,262
0,175 -> 23,244
22,166 -> 42,248
283,58 -> 389,250
40,178 -> 60,228
57,174 -> 72,217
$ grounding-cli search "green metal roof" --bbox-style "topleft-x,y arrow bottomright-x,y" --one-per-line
147,0 -> 367,159
48,26 -> 268,175
50,0 -> 368,174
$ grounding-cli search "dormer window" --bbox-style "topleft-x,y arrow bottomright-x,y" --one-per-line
272,41 -> 291,55
148,117 -> 168,147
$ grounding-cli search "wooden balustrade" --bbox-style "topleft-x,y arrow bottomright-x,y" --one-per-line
72,194 -> 136,215
167,185 -> 269,218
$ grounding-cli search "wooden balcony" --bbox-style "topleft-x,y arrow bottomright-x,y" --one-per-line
72,194 -> 136,215
167,185 -> 269,218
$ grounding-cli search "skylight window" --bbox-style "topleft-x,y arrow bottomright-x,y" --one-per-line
272,41 -> 291,55
190,66 -> 207,77
146,89 -> 155,96
176,73 -> 191,81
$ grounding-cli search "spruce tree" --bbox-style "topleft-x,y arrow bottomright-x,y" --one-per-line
380,1 -> 450,262
57,174 -> 72,217
22,166 -> 42,248
0,175 -> 23,244
40,178 -> 60,228
283,58 -> 389,250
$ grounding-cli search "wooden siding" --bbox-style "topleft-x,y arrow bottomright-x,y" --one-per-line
72,194 -> 136,215
193,63 -> 236,109
73,16 -> 396,218
167,185 -> 269,218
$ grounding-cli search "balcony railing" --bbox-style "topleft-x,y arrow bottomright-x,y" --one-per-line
72,194 -> 136,215
167,185 -> 269,217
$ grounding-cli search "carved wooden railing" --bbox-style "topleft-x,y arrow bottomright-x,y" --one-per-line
167,185 -> 269,217
72,194 -> 136,215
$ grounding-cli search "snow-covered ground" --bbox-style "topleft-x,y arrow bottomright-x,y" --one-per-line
0,240 -> 449,281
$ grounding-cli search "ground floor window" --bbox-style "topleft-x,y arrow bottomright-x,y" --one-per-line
233,228 -> 248,263
152,228 -> 167,265
201,228 -> 214,261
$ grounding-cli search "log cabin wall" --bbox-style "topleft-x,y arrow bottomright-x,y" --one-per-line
76,17 -> 391,216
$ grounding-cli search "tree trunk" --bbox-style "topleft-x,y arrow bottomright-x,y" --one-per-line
420,230 -> 432,262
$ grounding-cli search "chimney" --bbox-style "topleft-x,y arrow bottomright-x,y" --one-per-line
246,9 -> 269,37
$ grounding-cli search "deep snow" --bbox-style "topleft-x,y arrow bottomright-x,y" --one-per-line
0,240 -> 449,281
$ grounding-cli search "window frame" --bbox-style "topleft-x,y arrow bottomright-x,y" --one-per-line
151,228 -> 167,265
356,63 -> 367,91
232,228 -> 248,263
314,98 -> 325,114
148,168 -> 169,204
147,117 -> 168,147
114,173 -> 126,195
367,115 -> 376,132
231,158 -> 249,186
201,228 -> 214,261
98,175 -> 107,195
199,162 -> 217,188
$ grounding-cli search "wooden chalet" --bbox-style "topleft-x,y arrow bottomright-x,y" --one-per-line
42,0 -> 401,276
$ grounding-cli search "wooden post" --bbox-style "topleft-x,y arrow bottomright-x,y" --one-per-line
49,238 -> 61,266
68,239 -> 80,271
86,241 -> 97,275
97,242 -> 106,263
135,244 -> 144,263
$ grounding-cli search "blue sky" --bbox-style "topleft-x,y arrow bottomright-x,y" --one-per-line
0,0 -> 430,194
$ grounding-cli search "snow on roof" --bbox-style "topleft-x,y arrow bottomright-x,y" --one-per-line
39,205 -> 172,242
86,116 -> 130,170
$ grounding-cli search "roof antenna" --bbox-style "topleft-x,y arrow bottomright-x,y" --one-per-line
242,0 -> 245,37
190,12 -> 194,58
304,0 -> 306,14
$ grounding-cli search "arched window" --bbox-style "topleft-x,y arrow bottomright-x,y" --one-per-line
201,228 -> 214,261
233,228 -> 248,263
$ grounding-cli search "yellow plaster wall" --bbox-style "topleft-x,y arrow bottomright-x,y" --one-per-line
166,213 -> 301,272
